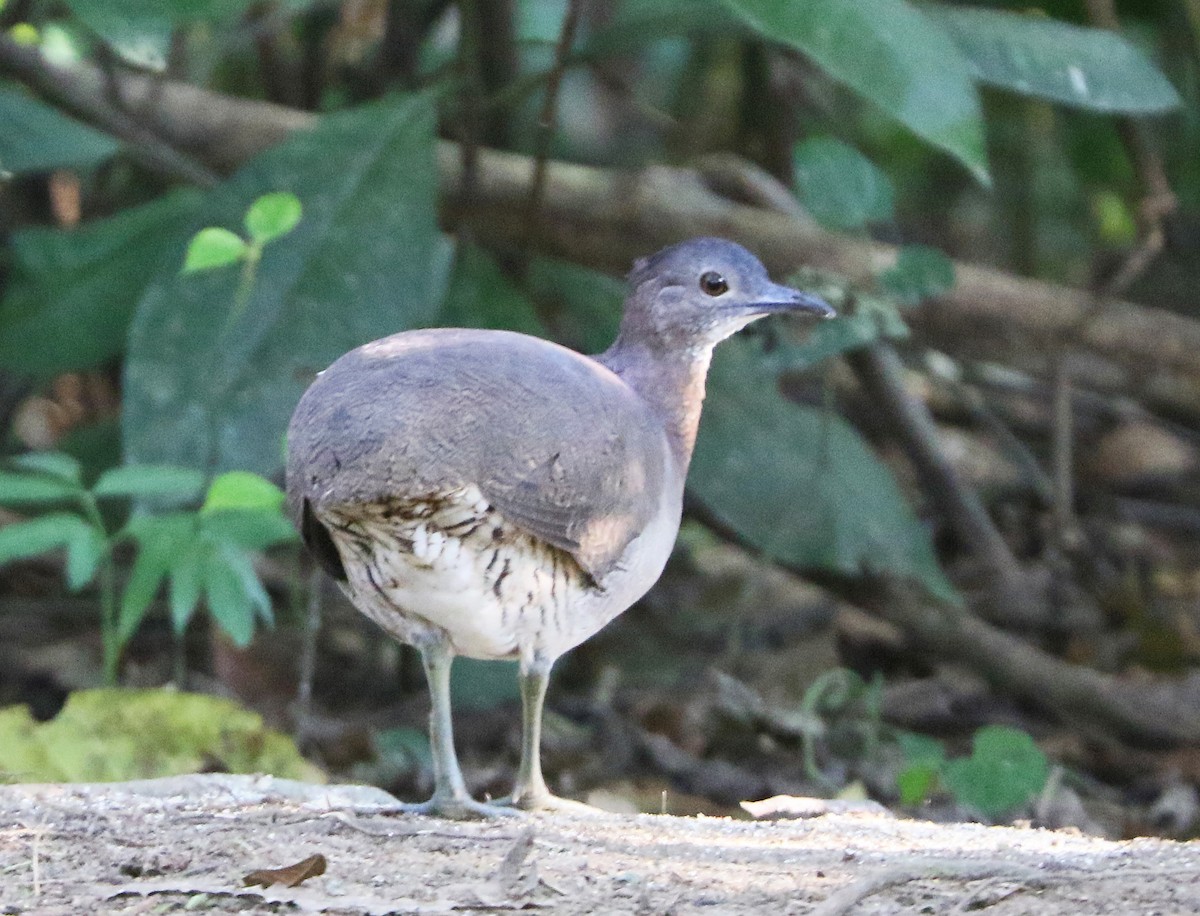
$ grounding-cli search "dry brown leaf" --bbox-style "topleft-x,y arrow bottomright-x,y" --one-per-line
243,852 -> 327,888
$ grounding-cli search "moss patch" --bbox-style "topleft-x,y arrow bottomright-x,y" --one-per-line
0,688 -> 323,783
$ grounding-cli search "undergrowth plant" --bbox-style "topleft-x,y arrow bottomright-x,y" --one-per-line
0,454 -> 296,684
896,724 -> 1050,819
784,667 -> 1049,819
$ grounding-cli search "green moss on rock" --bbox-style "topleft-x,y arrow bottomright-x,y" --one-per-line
0,689 -> 323,784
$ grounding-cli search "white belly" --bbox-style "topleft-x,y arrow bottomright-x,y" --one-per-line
323,479 -> 681,665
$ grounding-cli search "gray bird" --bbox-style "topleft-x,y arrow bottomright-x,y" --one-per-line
286,237 -> 833,817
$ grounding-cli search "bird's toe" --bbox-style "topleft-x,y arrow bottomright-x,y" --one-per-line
492,791 -> 605,816
402,795 -> 524,821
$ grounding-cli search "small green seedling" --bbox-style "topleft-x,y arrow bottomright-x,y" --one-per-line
182,191 -> 302,273
182,191 -> 302,329
0,454 -> 296,683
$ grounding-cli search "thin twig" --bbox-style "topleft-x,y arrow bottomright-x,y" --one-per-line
456,2 -> 484,231
1050,356 -> 1077,541
293,564 -> 322,744
846,344 -> 1047,623
1084,0 -> 1177,299
525,0 -> 582,251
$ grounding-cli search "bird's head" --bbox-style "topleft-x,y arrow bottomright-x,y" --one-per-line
620,237 -> 834,353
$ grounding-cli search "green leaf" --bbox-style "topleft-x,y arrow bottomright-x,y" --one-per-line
92,465 -> 206,503
942,725 -> 1049,819
784,300 -> 909,369
65,522 -> 106,590
62,0 -> 260,69
219,543 -> 274,624
452,658 -> 520,711
439,243 -> 546,335
591,0 -> 748,52
0,512 -> 90,566
721,0 -> 986,178
897,763 -> 939,806
928,5 -> 1180,114
896,731 -> 946,768
0,471 -> 82,505
0,85 -> 119,174
119,513 -> 199,641
202,547 -> 256,646
0,189 -> 203,374
125,93 -> 442,477
10,452 -> 82,484
168,541 -> 206,634
201,471 -> 285,514
182,227 -> 248,273
526,256 -> 624,354
243,192 -> 302,246
879,245 -> 956,305
690,338 -> 958,603
792,137 -> 895,230
201,508 -> 297,550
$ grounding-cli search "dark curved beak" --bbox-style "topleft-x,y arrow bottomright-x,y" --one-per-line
750,281 -> 836,319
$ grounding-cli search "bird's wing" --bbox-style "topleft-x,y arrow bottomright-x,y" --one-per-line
286,329 -> 672,586
478,409 -> 668,583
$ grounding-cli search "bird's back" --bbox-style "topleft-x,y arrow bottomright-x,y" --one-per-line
286,327 -> 674,586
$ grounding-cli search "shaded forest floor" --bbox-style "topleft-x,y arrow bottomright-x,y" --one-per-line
2,774 -> 1199,915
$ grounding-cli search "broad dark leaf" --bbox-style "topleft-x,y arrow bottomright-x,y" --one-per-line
62,0 -> 260,69
525,257 -> 623,354
124,93 -> 441,476
440,243 -> 546,335
792,137 -> 895,230
929,5 -> 1180,113
0,85 -> 119,174
0,189 -> 203,374
690,338 -> 957,603
722,0 -> 986,179
598,0 -> 987,180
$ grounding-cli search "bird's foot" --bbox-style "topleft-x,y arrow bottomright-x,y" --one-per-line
400,793 -> 523,821
491,790 -> 604,815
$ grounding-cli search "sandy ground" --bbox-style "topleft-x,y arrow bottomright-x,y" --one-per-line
1,774 -> 1199,915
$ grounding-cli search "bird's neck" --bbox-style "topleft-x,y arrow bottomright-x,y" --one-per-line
598,338 -> 714,476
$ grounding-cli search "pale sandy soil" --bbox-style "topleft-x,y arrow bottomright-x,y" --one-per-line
1,775 -> 1198,914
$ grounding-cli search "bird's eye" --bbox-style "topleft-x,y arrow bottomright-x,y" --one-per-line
699,271 -> 728,296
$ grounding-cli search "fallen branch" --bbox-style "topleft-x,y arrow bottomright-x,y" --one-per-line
865,581 -> 1200,747
4,37 -> 1200,420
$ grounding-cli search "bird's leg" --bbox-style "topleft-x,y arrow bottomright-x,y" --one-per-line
495,661 -> 599,814
404,642 -> 516,819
